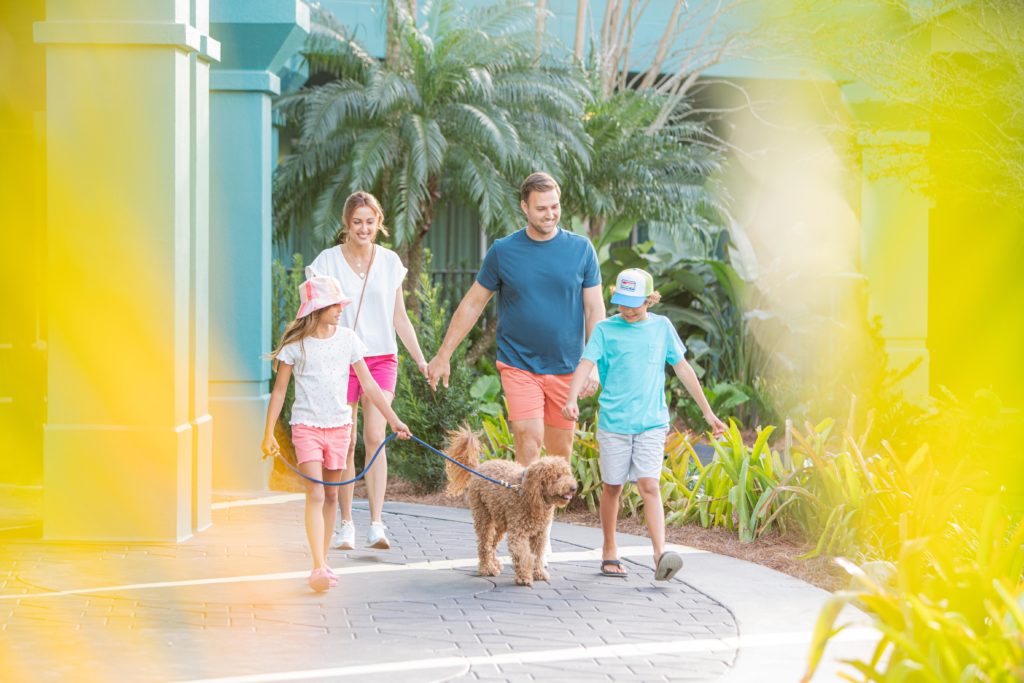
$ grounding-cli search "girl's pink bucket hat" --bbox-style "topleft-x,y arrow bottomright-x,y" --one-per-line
295,268 -> 352,319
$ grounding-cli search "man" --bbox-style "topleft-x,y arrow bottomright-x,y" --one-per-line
427,172 -> 604,465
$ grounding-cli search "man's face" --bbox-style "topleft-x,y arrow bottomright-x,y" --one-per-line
520,189 -> 561,236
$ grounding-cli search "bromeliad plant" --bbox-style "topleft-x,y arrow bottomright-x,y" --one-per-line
803,502 -> 1024,682
666,422 -> 791,542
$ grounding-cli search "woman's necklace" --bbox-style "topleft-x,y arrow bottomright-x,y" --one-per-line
344,243 -> 372,278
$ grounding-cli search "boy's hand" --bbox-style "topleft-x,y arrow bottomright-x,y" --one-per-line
705,413 -> 727,438
561,400 -> 580,421
578,365 -> 600,398
390,419 -> 412,440
261,435 -> 280,459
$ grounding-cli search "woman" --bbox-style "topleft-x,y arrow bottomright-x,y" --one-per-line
309,191 -> 428,550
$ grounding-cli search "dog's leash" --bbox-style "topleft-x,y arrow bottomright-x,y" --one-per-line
264,432 -> 522,490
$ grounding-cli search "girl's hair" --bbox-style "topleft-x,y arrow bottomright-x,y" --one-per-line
266,308 -> 329,372
334,190 -> 390,245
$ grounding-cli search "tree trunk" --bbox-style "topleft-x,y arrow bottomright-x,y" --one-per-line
405,194 -> 435,318
574,0 -> 587,61
386,0 -> 416,69
466,315 -> 497,367
588,215 -> 606,242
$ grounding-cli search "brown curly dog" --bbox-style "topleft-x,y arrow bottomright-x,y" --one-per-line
445,426 -> 578,587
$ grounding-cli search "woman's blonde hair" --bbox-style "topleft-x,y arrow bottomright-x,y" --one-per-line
266,307 -> 331,372
334,190 -> 390,245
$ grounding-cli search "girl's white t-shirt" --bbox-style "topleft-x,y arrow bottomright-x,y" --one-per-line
276,326 -> 367,428
309,245 -> 408,356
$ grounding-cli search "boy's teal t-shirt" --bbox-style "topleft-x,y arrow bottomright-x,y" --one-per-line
582,313 -> 686,434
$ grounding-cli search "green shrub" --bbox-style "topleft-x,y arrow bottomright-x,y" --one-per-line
389,255 -> 475,491
271,254 -> 306,432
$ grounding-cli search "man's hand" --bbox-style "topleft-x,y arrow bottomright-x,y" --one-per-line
578,364 -> 600,398
426,355 -> 451,391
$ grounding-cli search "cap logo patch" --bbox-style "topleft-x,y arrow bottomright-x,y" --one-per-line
620,279 -> 637,292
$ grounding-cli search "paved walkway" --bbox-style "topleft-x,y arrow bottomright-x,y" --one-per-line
0,495 -> 877,682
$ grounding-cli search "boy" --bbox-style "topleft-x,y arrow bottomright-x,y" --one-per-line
562,268 -> 727,580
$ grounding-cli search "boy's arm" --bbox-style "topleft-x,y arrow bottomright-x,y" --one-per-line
579,285 -> 606,398
561,359 -> 596,421
353,360 -> 412,439
262,364 -> 292,456
670,359 -> 727,437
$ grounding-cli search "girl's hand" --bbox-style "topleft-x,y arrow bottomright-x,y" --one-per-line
390,419 -> 412,440
416,360 -> 429,378
705,413 -> 727,438
261,435 -> 280,459
562,400 -> 580,421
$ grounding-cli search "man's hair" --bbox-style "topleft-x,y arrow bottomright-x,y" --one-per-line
520,172 -> 561,203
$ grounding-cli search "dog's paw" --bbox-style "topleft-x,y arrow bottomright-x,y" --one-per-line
533,568 -> 550,582
478,563 -> 500,577
514,575 -> 534,587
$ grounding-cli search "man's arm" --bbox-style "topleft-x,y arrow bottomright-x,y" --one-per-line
426,282 -> 495,390
579,284 -> 606,398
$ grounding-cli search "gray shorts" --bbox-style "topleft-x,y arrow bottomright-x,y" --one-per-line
596,426 -> 669,485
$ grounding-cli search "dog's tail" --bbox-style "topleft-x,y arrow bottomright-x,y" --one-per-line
444,424 -> 481,497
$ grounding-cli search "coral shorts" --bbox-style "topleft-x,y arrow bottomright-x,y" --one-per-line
291,423 -> 352,470
496,361 -> 575,430
347,353 -> 399,403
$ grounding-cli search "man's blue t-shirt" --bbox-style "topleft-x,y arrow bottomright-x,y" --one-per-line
582,313 -> 687,434
476,227 -> 601,375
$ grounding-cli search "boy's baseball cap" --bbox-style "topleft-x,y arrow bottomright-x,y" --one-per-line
295,267 -> 352,319
610,268 -> 654,307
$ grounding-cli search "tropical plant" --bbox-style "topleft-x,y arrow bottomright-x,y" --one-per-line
803,503 -> 1024,682
560,84 -> 722,247
665,422 -> 789,541
389,253 -> 476,491
270,254 -> 307,431
273,0 -> 591,292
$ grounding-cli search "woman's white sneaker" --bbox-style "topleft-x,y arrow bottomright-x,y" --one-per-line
331,519 -> 355,550
365,522 -> 390,549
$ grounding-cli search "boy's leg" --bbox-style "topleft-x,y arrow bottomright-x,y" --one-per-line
636,477 -> 665,561
600,483 -> 625,574
596,428 -> 631,575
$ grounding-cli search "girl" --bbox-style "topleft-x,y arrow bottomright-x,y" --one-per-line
261,271 -> 411,592
309,191 -> 428,551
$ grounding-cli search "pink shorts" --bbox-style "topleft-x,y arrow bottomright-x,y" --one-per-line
291,424 -> 352,470
496,361 -> 575,430
347,353 -> 399,403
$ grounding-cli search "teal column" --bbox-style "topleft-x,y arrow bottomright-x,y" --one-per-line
35,0 -> 218,540
209,1 -> 309,491
859,130 -> 931,403
190,0 -> 220,531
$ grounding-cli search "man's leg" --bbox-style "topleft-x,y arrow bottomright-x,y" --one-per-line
542,371 -> 577,459
509,418 -> 545,466
543,426 -> 574,460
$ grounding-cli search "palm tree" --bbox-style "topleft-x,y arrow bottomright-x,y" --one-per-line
273,0 -> 591,292
560,81 -> 723,253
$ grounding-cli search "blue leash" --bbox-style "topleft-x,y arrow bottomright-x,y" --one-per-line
266,431 -> 521,490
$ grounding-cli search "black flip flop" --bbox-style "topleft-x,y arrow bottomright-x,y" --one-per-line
600,559 -> 628,577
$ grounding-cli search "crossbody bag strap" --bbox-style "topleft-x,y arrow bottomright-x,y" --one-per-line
350,244 -> 376,333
